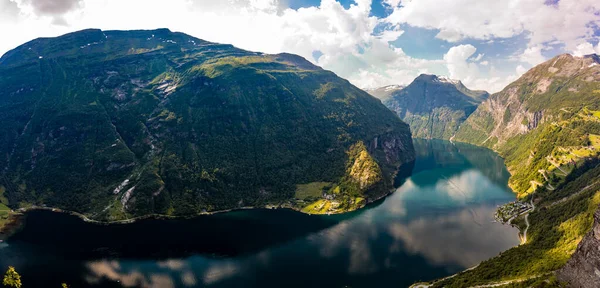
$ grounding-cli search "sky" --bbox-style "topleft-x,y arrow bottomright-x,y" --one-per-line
0,0 -> 599,93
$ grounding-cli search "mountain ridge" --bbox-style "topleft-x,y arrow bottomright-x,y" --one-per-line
380,73 -> 489,139
0,28 -> 415,221
455,53 -> 600,149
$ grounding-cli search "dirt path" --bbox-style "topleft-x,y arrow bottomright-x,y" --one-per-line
545,157 -> 568,175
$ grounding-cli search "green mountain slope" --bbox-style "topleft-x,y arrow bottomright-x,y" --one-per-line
455,54 -> 600,148
455,54 -> 600,197
382,74 -> 488,139
422,54 -> 600,287
431,162 -> 600,288
0,29 -> 414,221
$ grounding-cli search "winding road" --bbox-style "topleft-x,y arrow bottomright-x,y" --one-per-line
521,196 -> 536,244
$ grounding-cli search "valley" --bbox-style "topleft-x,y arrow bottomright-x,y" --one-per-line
0,139 -> 519,288
413,54 -> 600,287
0,26 -> 600,288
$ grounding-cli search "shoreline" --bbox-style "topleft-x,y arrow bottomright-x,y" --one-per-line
0,161 -> 412,229
7,182 -> 400,226
0,160 -> 415,228
0,211 -> 24,241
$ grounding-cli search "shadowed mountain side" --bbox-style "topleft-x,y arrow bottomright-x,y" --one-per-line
382,74 -> 488,139
0,28 -> 414,221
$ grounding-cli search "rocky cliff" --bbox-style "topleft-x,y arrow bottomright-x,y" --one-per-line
558,205 -> 600,288
455,54 -> 600,148
453,53 -> 600,196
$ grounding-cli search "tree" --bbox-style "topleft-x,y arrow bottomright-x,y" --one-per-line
3,266 -> 21,288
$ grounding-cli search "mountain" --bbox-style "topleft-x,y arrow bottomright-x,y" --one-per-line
455,53 -> 600,195
0,29 -> 414,221
455,54 -> 600,148
558,205 -> 600,287
381,74 -> 488,139
364,84 -> 404,101
430,54 -> 600,287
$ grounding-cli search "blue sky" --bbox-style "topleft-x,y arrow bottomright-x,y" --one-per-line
0,0 -> 599,92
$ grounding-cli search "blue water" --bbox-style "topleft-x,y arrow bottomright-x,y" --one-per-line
0,139 -> 519,287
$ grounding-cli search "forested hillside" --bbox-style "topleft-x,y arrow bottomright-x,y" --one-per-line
382,74 -> 488,139
0,29 -> 414,221
455,54 -> 600,197
423,54 -> 600,287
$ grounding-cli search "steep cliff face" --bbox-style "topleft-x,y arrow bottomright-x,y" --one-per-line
452,53 -> 600,196
0,29 -> 415,220
558,205 -> 600,288
455,54 -> 600,148
382,74 -> 488,139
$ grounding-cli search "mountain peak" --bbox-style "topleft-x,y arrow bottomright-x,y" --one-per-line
364,84 -> 405,100
437,76 -> 462,85
414,73 -> 437,81
415,74 -> 461,85
515,52 -> 600,85
382,73 -> 489,139
0,28 -> 215,66
583,53 -> 600,64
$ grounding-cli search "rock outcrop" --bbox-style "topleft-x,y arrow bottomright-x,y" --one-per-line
558,205 -> 600,288
455,53 -> 600,148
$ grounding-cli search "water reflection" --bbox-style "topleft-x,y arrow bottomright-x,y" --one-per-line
386,205 -> 516,267
1,140 -> 519,288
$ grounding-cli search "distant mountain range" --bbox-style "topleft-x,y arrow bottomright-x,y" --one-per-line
0,29 -> 415,221
368,74 -> 488,139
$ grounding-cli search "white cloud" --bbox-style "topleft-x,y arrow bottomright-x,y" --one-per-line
435,29 -> 463,42
0,0 -> 596,94
519,45 -> 546,66
516,64 -> 528,76
387,0 -> 600,63
386,1 -> 523,42
382,0 -> 401,8
444,44 -> 479,82
442,44 -> 523,93
387,0 -> 599,48
573,42 -> 600,57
